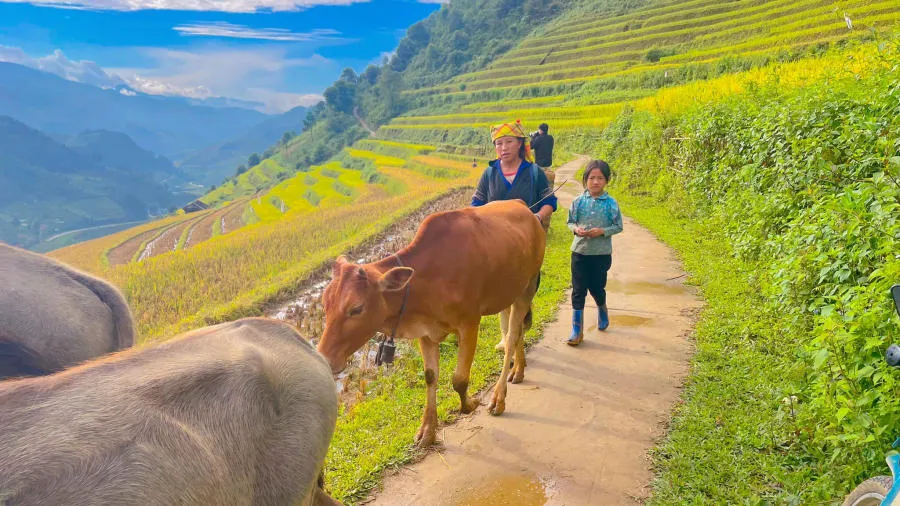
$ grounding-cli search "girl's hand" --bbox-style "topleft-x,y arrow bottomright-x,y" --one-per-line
590,228 -> 605,238
574,227 -> 587,236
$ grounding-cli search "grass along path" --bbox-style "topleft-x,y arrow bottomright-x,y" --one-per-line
362,158 -> 702,505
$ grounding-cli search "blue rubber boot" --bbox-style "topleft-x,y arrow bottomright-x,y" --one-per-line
567,309 -> 584,346
598,304 -> 609,331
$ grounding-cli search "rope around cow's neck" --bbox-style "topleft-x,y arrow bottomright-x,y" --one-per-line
375,253 -> 410,366
528,177 -> 570,211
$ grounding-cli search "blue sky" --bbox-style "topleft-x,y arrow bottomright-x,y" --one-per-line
0,0 -> 442,113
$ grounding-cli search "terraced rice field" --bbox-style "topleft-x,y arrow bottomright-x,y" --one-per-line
375,0 -> 899,149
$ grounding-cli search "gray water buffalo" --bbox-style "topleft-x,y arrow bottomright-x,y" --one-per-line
0,317 -> 342,506
0,243 -> 134,379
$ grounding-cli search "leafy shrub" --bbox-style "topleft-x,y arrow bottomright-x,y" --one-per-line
597,39 -> 900,501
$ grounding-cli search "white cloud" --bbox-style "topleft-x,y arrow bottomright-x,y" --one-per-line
1,0 -> 368,12
125,74 -> 213,99
243,88 -> 324,112
1,45 -> 330,113
173,22 -> 341,42
110,47 -> 332,112
0,45 -> 126,88
371,50 -> 394,66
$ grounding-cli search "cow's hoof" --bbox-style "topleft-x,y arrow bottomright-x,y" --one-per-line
508,370 -> 524,384
414,425 -> 436,448
494,340 -> 506,351
461,396 -> 479,414
488,398 -> 505,416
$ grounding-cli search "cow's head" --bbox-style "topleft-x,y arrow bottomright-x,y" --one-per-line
317,255 -> 413,374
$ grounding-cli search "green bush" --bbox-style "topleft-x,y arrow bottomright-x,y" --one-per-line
596,43 -> 900,502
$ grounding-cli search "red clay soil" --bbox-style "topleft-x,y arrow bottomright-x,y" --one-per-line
184,206 -> 231,248
107,226 -> 168,266
221,199 -> 249,235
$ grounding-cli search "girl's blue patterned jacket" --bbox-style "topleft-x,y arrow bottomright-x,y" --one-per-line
566,190 -> 623,255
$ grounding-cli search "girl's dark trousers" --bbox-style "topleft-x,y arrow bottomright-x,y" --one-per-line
571,252 -> 612,310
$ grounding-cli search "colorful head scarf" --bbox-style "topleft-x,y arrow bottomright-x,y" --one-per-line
490,119 -> 534,163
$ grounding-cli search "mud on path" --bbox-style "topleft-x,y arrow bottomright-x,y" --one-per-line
264,188 -> 472,408
366,157 -> 702,505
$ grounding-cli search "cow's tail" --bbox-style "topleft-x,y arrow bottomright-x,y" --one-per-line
0,339 -> 48,380
524,307 -> 533,330
67,270 -> 136,350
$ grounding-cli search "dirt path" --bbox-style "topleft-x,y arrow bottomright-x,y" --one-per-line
353,106 -> 377,137
366,157 -> 702,505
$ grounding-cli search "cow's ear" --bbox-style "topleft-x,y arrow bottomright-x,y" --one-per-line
378,267 -> 414,292
332,255 -> 349,277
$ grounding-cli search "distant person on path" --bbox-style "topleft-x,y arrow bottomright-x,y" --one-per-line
566,159 -> 623,346
530,123 -> 554,169
471,120 -> 557,228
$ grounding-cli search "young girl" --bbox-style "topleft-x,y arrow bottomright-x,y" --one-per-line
566,160 -> 623,346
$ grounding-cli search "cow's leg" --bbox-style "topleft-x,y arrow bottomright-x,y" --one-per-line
490,302 -> 527,416
415,336 -> 440,447
453,321 -> 481,414
509,273 -> 539,383
507,299 -> 529,385
494,307 -> 510,351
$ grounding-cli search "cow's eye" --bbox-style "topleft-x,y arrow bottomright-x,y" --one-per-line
348,305 -> 364,317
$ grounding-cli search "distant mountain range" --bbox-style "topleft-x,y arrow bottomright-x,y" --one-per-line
0,115 -> 184,248
0,62 -> 268,161
0,62 -> 313,248
65,129 -> 187,184
178,105 -> 307,186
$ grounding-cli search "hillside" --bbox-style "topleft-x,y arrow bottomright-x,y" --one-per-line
0,62 -> 267,160
199,0 -> 577,204
65,130 -> 187,184
0,116 -> 181,248
177,106 -> 308,186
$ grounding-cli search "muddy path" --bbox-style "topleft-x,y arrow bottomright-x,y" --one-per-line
265,188 -> 472,407
365,157 -> 702,505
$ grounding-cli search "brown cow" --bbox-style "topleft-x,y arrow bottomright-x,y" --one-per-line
0,317 -> 342,506
0,243 -> 134,379
317,199 -> 546,447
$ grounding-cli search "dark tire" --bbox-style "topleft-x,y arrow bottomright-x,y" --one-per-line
842,476 -> 894,506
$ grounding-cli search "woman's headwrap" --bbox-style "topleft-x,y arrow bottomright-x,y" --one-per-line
490,119 -> 534,163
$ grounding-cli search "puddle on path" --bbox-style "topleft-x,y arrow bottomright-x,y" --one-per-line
607,278 -> 687,296
450,474 -> 554,506
614,314 -> 653,327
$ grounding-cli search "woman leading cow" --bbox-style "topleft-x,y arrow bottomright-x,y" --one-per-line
471,120 -> 557,226
472,120 -> 557,351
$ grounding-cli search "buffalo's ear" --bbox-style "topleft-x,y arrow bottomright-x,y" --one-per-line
332,255 -> 349,278
378,267 -> 414,292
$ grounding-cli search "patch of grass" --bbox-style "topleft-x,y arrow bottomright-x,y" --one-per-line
303,189 -> 322,206
324,210 -> 572,503
615,193 -> 808,503
332,181 -> 354,197
201,159 -> 291,207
